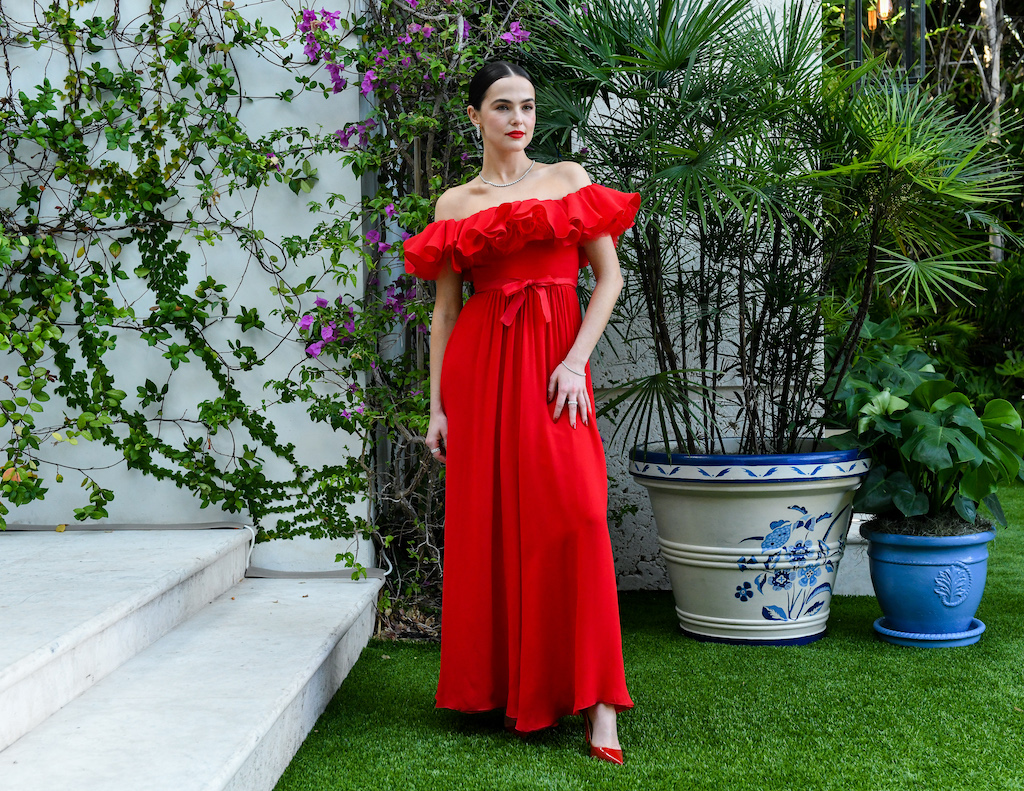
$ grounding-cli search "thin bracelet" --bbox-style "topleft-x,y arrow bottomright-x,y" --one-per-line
561,360 -> 585,377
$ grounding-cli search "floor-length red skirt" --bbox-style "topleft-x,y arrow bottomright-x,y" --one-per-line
436,244 -> 633,732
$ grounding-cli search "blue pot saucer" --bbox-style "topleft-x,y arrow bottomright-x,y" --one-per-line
873,617 -> 986,648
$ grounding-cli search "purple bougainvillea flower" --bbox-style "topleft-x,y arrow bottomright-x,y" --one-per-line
422,25 -> 434,38
299,314 -> 314,330
334,126 -> 355,147
355,404 -> 365,414
365,229 -> 381,245
377,241 -> 392,253
356,119 -> 376,145
306,340 -> 325,357
320,9 -> 341,29
384,203 -> 397,219
304,31 -> 321,61
400,230 -> 412,242
500,21 -> 531,44
315,296 -> 329,308
409,23 -> 422,34
299,9 -> 317,33
397,33 -> 413,45
374,47 -> 390,65
321,321 -> 337,341
360,69 -> 376,97
344,319 -> 356,333
401,56 -> 413,68
407,0 -> 420,7
461,19 -> 471,39
325,62 -> 347,94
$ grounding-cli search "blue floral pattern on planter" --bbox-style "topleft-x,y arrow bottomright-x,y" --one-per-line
769,569 -> 793,591
734,505 -> 846,623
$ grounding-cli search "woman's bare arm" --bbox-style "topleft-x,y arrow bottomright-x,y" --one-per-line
424,191 -> 464,464
546,164 -> 625,429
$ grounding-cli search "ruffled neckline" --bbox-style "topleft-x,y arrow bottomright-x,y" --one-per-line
403,183 -> 641,280
427,183 -> 599,227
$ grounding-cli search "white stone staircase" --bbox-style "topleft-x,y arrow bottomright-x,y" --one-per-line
0,526 -> 382,790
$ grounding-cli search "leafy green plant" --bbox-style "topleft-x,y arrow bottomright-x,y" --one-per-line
531,0 -> 858,456
821,1 -> 1024,418
831,320 -> 1024,529
1,2 -> 310,530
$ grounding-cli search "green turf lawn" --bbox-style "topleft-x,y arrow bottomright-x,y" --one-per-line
275,486 -> 1024,791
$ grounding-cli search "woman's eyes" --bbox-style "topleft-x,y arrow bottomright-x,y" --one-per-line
496,104 -> 535,111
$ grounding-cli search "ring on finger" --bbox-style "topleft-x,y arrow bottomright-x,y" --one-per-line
430,447 -> 441,454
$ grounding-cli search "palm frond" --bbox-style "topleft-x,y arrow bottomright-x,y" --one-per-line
876,245 -> 992,311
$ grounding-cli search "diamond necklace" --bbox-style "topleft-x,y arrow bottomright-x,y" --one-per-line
479,159 -> 535,188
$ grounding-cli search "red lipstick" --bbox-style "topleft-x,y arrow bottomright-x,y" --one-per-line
507,131 -> 525,139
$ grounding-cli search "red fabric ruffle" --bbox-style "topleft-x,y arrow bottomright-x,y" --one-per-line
403,183 -> 641,280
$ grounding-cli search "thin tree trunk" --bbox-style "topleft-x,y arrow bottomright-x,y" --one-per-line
979,0 -> 1004,262
827,202 -> 883,393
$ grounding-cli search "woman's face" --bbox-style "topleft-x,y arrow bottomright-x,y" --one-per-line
470,75 -> 536,153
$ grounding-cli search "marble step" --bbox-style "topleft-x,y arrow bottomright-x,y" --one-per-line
0,576 -> 382,791
0,527 -> 251,751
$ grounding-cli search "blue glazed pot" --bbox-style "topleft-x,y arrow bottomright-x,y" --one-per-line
862,527 -> 995,647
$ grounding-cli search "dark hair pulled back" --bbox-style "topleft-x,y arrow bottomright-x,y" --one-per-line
467,60 -> 533,110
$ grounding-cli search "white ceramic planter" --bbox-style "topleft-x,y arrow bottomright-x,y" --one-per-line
630,444 -> 869,644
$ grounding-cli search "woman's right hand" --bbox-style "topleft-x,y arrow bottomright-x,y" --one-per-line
426,411 -> 449,464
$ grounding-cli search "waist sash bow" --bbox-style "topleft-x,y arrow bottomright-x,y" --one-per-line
476,277 -> 578,326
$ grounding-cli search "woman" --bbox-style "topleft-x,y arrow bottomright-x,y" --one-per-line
403,60 -> 639,764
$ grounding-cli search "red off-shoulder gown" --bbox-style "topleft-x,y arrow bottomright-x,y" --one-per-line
404,183 -> 639,732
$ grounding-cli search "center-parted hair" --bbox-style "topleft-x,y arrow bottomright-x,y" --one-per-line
467,60 -> 534,110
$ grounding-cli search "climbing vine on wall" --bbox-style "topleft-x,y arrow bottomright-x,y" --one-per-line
267,0 -> 542,608
1,0 -> 315,529
0,0 -> 538,606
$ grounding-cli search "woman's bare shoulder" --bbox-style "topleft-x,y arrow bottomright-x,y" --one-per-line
433,185 -> 469,222
542,160 -> 592,194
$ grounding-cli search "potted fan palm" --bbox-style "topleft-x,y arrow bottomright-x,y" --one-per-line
530,0 -> 1018,643
830,323 -> 1024,646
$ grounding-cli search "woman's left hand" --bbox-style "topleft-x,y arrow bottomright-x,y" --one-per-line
547,361 -> 591,429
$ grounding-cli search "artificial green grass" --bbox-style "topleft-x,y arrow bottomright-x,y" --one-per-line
275,486 -> 1024,791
